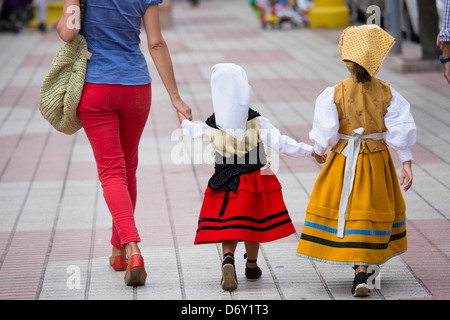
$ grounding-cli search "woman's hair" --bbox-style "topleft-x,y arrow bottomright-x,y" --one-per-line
352,63 -> 372,83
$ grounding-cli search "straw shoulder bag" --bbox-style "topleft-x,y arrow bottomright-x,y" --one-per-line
38,0 -> 90,135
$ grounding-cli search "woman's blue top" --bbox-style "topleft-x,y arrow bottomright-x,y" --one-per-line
83,0 -> 162,85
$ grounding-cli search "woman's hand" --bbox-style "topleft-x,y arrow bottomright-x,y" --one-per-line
173,98 -> 192,122
400,160 -> 413,191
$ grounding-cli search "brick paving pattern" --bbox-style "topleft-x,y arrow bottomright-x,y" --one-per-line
0,0 -> 449,300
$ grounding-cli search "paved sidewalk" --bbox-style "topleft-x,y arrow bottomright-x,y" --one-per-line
0,0 -> 449,301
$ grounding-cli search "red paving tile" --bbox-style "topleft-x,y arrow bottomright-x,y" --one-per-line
0,230 -> 52,300
165,39 -> 187,54
251,78 -> 331,103
0,134 -> 21,175
221,49 -> 294,64
0,0 -> 448,301
409,143 -> 445,165
21,53 -> 57,68
288,78 -> 334,101
48,229 -> 93,262
15,85 -> 41,109
176,14 -> 238,25
389,143 -> 444,167
1,132 -> 49,182
201,30 -> 261,40
277,156 -> 322,174
0,86 -> 24,107
404,72 -> 450,100
402,220 -> 450,300
408,219 -> 450,260
174,63 -> 205,84
34,132 -> 75,182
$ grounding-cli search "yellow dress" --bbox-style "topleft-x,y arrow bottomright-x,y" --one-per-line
297,77 -> 407,265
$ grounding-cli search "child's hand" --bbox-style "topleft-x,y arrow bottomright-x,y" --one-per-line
312,151 -> 327,164
400,160 -> 413,191
177,111 -> 186,124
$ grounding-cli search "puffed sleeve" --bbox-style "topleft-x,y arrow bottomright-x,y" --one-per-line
258,116 -> 313,157
181,119 -> 207,139
146,0 -> 163,5
384,86 -> 417,162
309,86 -> 340,155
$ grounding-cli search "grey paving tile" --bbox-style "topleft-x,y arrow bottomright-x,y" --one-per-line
0,0 -> 449,301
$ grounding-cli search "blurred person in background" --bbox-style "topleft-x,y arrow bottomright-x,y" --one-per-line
0,0 -> 33,32
437,0 -> 450,83
188,0 -> 199,7
34,0 -> 46,32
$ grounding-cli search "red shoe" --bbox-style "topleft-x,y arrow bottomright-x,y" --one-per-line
124,254 -> 147,286
109,255 -> 128,271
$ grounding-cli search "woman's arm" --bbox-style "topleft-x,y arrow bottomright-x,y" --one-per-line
143,5 -> 192,120
57,0 -> 81,42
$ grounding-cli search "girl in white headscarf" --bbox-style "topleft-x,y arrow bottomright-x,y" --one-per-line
178,63 -> 322,291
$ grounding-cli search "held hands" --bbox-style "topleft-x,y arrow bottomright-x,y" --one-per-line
312,151 -> 327,164
172,96 -> 192,121
400,160 -> 413,192
177,111 -> 186,124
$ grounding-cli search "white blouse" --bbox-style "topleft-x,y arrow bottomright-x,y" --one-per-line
309,85 -> 417,163
181,116 -> 313,158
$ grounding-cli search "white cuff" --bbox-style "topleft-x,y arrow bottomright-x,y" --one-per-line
313,144 -> 326,156
397,148 -> 414,163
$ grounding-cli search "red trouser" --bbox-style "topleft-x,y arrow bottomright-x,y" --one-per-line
77,82 -> 151,249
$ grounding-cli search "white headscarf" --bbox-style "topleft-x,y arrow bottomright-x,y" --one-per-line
210,63 -> 252,140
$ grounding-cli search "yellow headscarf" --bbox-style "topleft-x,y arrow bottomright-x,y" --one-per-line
339,24 -> 395,77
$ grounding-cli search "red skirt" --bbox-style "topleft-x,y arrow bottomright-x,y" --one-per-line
194,168 -> 296,244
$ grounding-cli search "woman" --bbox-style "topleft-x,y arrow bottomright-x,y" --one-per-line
57,0 -> 192,286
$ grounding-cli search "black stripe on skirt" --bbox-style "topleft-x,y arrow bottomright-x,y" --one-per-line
300,231 -> 407,250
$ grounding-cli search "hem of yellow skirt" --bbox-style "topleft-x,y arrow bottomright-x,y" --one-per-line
296,249 -> 407,266
306,203 -> 405,222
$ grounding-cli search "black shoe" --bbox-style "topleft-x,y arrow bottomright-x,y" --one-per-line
221,253 -> 237,291
244,253 -> 262,280
351,266 -> 370,297
38,22 -> 47,33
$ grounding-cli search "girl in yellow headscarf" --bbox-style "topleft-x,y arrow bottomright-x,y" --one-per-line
296,25 -> 417,297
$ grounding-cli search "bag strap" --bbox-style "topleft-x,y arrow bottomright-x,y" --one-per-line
79,0 -> 87,35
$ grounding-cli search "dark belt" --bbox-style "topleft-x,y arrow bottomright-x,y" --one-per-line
208,144 -> 267,217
